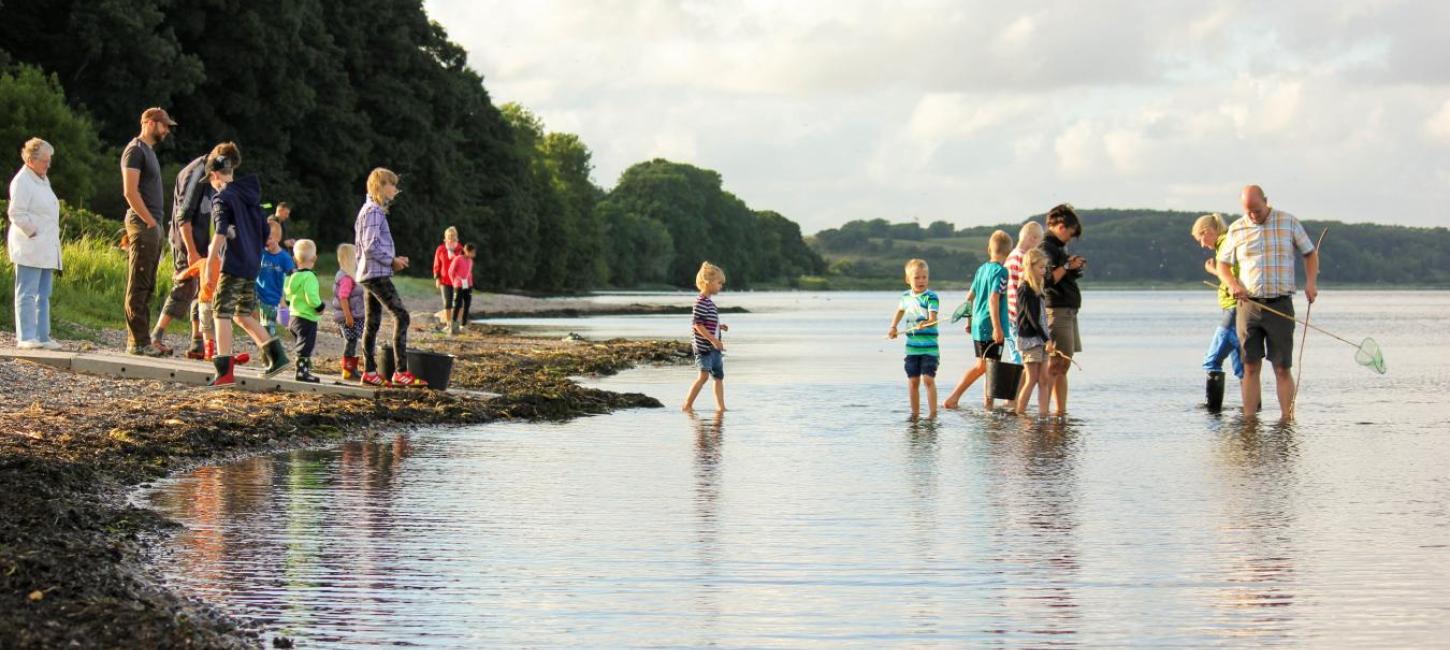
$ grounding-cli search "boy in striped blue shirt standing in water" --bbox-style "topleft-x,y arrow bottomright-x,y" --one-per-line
684,262 -> 729,412
888,259 -> 940,419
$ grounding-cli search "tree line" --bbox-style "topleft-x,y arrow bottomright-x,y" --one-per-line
0,0 -> 822,291
813,210 -> 1450,286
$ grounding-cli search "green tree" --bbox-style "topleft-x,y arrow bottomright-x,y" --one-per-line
0,65 -> 109,207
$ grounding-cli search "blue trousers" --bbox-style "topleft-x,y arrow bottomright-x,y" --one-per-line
1202,307 -> 1243,378
13,265 -> 54,343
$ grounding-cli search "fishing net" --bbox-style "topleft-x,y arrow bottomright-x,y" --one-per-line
950,302 -> 971,324
1354,337 -> 1386,374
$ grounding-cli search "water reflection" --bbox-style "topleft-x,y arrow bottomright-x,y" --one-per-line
903,419 -> 941,639
690,411 -> 724,642
1210,417 -> 1300,644
143,291 -> 1450,647
980,418 -> 1082,643
153,435 -> 416,643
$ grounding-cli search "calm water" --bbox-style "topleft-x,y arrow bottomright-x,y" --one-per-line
144,291 -> 1450,647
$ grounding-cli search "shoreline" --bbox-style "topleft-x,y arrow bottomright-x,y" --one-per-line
0,320 -> 688,648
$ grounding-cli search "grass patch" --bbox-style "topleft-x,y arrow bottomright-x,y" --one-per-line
1,237 -> 172,340
2,239 -> 441,342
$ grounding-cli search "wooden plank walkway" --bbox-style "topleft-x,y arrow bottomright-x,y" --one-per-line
2,349 -> 381,398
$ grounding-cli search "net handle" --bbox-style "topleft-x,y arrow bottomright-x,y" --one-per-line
1290,226 -> 1329,418
1201,281 -> 1359,348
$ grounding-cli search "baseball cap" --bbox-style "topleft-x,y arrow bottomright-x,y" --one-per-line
141,107 -> 178,126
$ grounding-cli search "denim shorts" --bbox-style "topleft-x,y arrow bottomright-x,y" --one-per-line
904,354 -> 939,378
695,349 -> 724,379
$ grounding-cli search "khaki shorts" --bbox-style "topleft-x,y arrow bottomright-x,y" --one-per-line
213,273 -> 257,319
1020,345 -> 1048,363
1047,307 -> 1082,357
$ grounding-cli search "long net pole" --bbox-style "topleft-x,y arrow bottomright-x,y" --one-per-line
1290,227 -> 1328,418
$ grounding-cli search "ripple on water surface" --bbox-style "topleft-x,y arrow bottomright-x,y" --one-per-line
146,291 -> 1450,647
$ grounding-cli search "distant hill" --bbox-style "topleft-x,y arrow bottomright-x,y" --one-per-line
807,209 -> 1450,288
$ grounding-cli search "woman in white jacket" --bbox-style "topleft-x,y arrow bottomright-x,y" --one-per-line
7,138 -> 63,350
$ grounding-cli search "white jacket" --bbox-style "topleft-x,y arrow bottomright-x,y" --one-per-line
7,166 -> 62,270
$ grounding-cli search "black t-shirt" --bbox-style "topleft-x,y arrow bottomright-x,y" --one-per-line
1042,233 -> 1083,310
121,138 -> 164,223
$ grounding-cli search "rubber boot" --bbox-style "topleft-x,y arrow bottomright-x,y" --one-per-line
1206,371 -> 1226,411
295,356 -> 321,383
261,338 -> 290,378
209,355 -> 235,387
203,339 -> 216,361
185,338 -> 205,360
341,356 -> 361,381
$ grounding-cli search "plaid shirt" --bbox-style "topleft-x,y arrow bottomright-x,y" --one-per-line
1217,208 -> 1314,299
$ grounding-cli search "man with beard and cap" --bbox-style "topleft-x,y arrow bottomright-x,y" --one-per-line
120,107 -> 175,356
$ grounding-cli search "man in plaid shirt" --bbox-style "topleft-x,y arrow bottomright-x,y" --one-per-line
1215,185 -> 1319,419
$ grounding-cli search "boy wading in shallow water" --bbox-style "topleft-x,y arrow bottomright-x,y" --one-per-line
683,262 -> 728,412
1042,204 -> 1086,417
943,230 -> 1014,411
888,259 -> 940,419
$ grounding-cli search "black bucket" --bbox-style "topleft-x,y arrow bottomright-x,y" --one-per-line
987,359 -> 1024,401
380,343 -> 396,379
406,349 -> 455,390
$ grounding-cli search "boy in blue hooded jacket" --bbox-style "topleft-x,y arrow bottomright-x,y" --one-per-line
200,142 -> 288,385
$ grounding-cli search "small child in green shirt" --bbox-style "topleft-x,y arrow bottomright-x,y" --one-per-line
283,239 -> 325,383
887,258 -> 940,419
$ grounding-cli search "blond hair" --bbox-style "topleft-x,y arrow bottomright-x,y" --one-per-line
292,239 -> 317,263
988,229 -> 1013,260
444,226 -> 459,242
367,167 -> 399,209
1023,248 -> 1049,296
1192,213 -> 1227,239
1016,221 -> 1044,251
903,258 -> 928,280
695,261 -> 725,292
21,138 -> 52,163
336,243 -> 358,278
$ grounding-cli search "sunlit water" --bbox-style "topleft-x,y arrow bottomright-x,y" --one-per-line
143,291 -> 1450,647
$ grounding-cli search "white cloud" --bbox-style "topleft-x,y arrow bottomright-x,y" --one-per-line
426,0 -> 1450,231
1427,100 -> 1450,141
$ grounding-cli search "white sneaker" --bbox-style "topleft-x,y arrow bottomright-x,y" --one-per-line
16,340 -> 43,350
40,340 -> 63,350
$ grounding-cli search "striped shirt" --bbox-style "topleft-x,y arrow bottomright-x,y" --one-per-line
1217,208 -> 1314,299
1005,248 -> 1026,322
899,289 -> 940,357
692,294 -> 720,354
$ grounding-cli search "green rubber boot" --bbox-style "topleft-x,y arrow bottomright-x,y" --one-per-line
262,338 -> 290,378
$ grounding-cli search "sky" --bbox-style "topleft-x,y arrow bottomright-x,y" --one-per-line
425,0 -> 1450,233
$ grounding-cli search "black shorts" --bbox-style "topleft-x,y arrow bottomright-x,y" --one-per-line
974,340 -> 1003,360
904,354 -> 939,378
1237,295 -> 1295,367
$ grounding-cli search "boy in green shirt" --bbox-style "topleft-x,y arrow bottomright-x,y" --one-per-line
283,239 -> 325,383
887,259 -> 940,419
